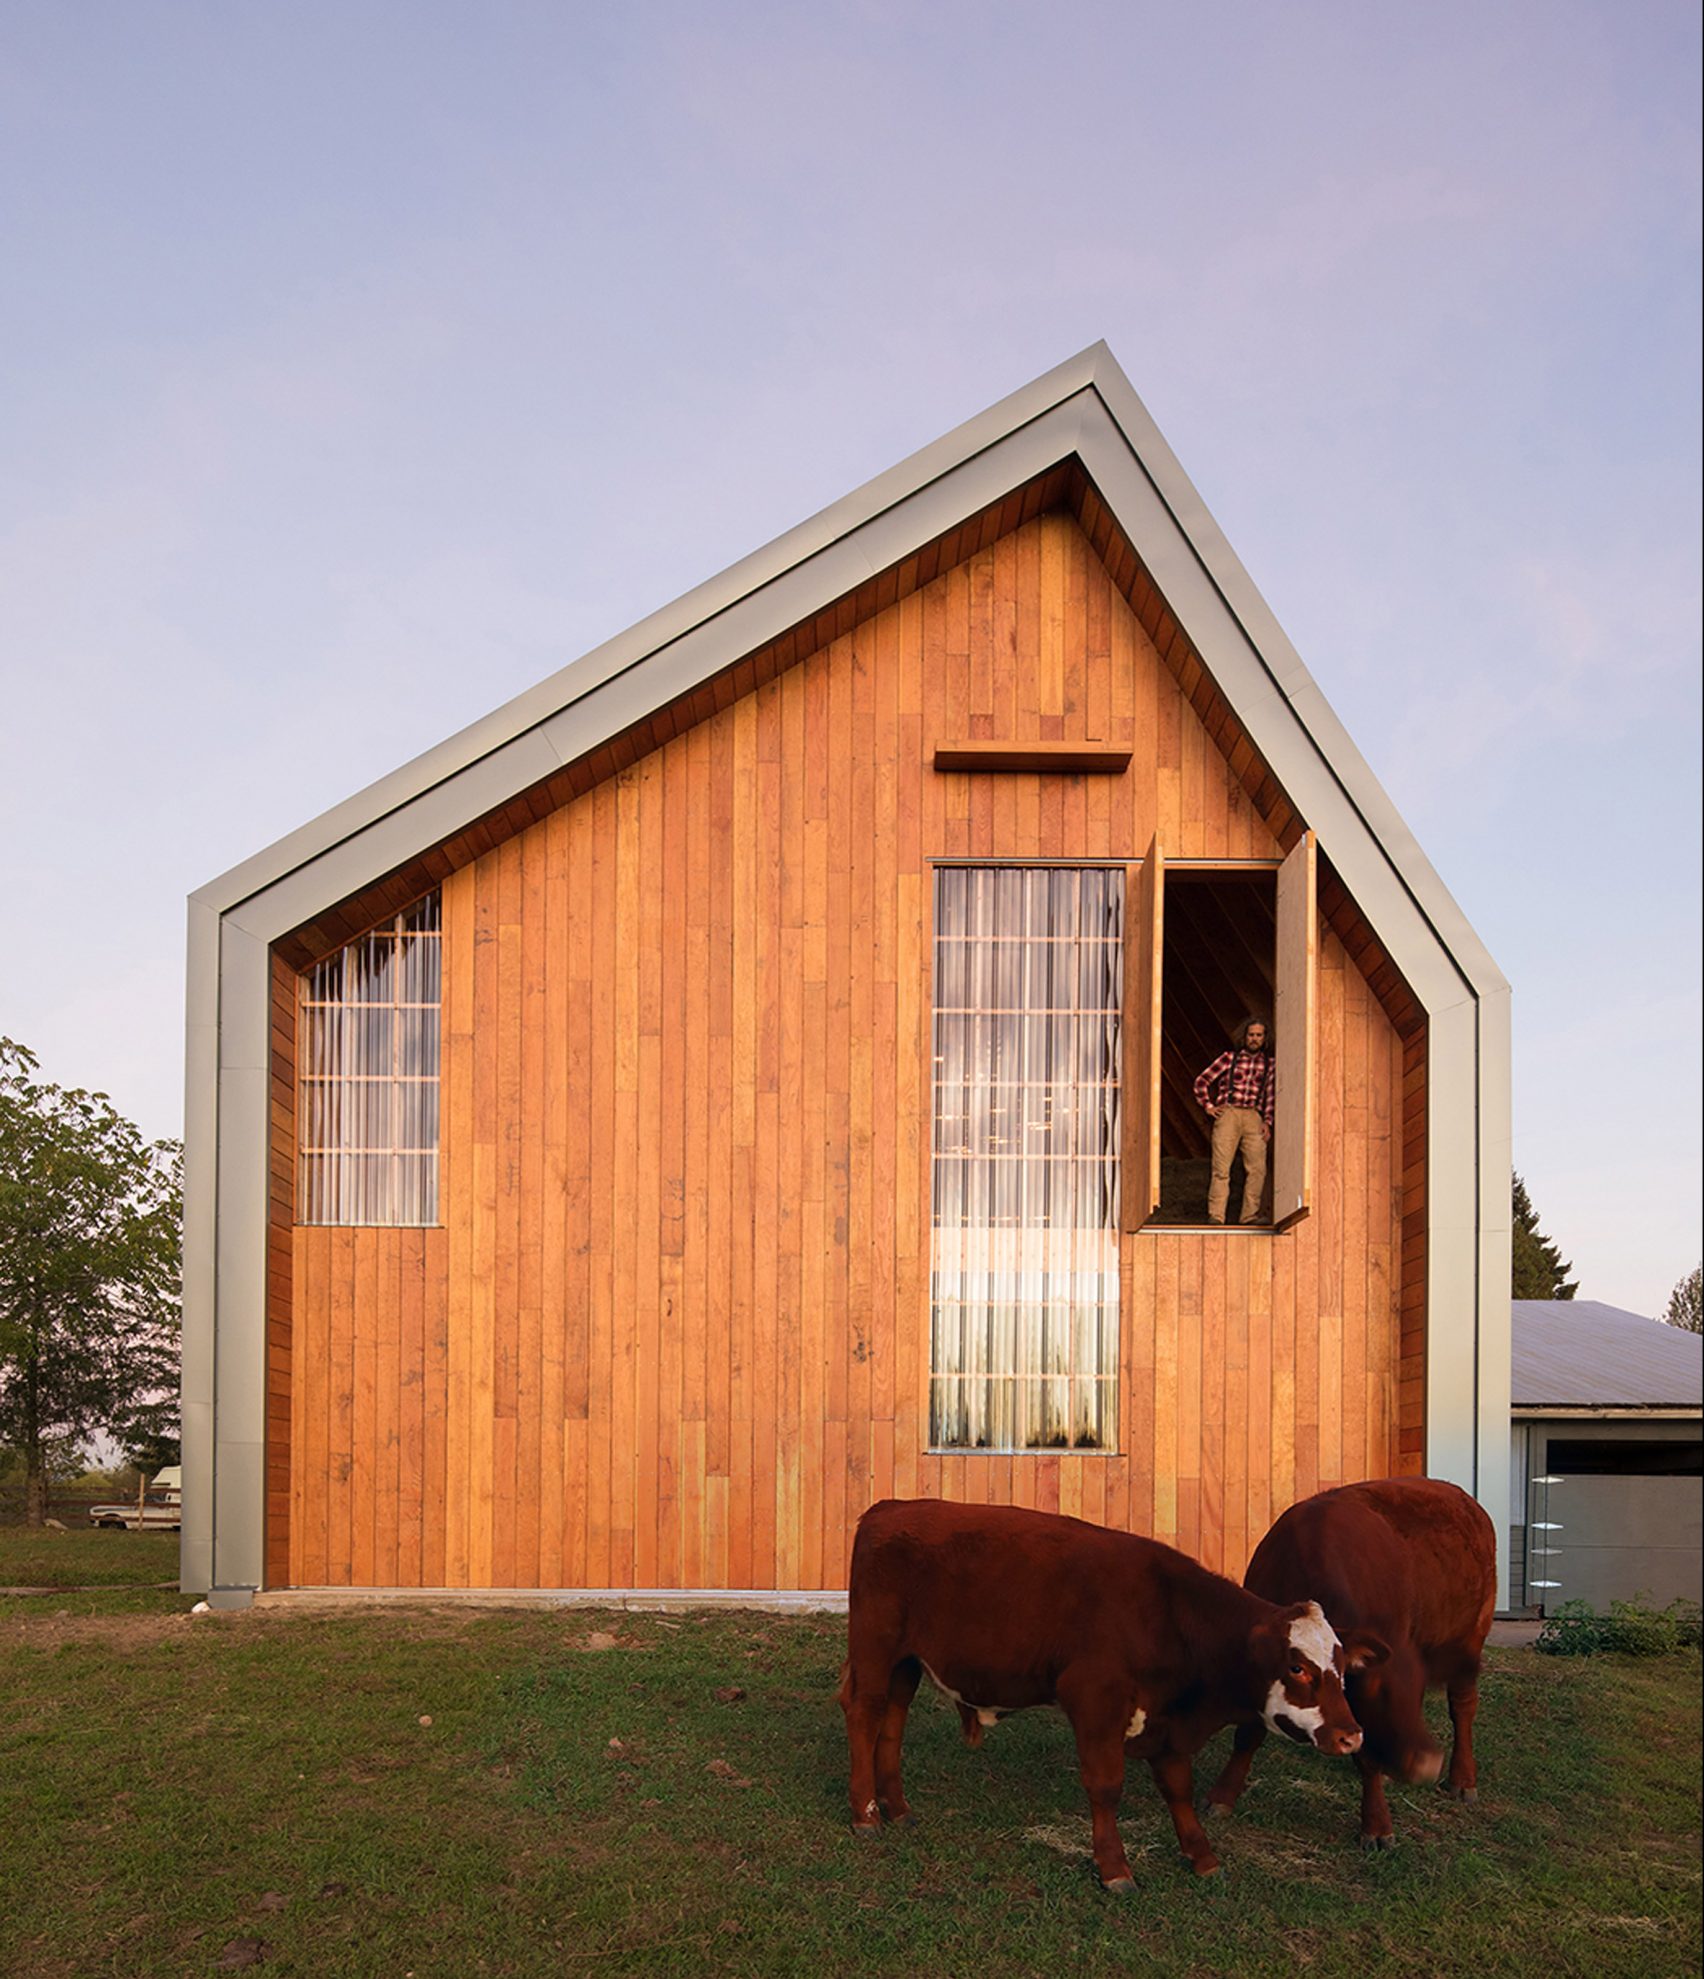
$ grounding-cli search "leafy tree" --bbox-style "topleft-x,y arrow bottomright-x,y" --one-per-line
1511,1172 -> 1578,1300
0,1436 -> 81,1486
0,1040 -> 181,1526
1663,1264 -> 1702,1334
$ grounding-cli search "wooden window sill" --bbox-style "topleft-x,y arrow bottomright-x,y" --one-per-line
1138,1221 -> 1280,1235
926,1448 -> 1127,1459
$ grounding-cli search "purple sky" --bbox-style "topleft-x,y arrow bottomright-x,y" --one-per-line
2,0 -> 1699,1314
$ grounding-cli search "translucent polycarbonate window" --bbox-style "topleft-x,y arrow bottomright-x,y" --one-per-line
297,894 -> 442,1225
929,866 -> 1122,1452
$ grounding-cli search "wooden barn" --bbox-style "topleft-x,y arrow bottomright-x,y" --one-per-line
182,345 -> 1511,1606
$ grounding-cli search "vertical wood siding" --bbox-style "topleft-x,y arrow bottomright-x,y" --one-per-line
286,511 -> 1409,1589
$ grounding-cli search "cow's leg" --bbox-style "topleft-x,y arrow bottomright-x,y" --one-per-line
839,1659 -> 893,1834
1060,1696 -> 1136,1890
874,1657 -> 922,1823
954,1701 -> 985,1747
1149,1752 -> 1221,1877
1443,1665 -> 1481,1802
1206,1720 -> 1267,1815
1356,1752 -> 1396,1848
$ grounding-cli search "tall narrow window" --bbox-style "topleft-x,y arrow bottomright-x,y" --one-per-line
298,893 -> 442,1226
930,867 -> 1123,1451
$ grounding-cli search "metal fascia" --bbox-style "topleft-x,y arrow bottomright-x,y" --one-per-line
209,919 -> 271,1598
1511,1407 -> 1704,1421
1474,984 -> 1515,1582
179,896 -> 221,1595
1080,353 -> 1508,1003
193,349 -> 1109,921
223,396 -> 1093,946
1071,409 -> 1463,1010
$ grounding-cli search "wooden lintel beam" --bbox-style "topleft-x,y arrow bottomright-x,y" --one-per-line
932,743 -> 1132,775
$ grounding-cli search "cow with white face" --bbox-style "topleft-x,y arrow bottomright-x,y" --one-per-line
1209,1480 -> 1496,1848
841,1500 -> 1372,1886
1259,1600 -> 1387,1751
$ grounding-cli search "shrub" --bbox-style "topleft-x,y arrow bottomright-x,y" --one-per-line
1537,1594 -> 1704,1657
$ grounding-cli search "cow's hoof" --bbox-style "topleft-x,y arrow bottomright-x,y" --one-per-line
851,1822 -> 883,1840
1360,1832 -> 1397,1852
1204,1798 -> 1235,1821
1442,1784 -> 1478,1804
885,1810 -> 918,1828
1101,1875 -> 1137,1895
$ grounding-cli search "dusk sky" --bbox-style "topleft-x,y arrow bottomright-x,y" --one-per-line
2,1 -> 1699,1315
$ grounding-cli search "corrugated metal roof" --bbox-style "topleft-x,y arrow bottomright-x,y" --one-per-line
1512,1300 -> 1704,1410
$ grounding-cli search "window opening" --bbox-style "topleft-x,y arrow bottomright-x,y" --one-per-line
1151,869 -> 1276,1227
1545,1438 -> 1702,1477
297,893 -> 442,1226
930,866 -> 1122,1451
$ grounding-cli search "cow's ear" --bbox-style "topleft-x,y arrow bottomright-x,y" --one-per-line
1342,1629 -> 1390,1673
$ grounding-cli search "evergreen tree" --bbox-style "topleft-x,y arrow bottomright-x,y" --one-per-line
0,1040 -> 181,1525
1511,1172 -> 1578,1300
1663,1264 -> 1702,1334
121,1429 -> 182,1475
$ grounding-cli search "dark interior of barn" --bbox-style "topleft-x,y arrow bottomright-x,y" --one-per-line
1153,868 -> 1276,1224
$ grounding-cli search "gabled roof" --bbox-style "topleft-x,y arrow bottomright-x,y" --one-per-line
193,342 -> 1504,1017
1513,1300 -> 1704,1411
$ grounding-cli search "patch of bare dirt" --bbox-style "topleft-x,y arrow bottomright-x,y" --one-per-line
0,1581 -> 177,1596
1211,1825 -> 1342,1886
1022,1822 -> 1095,1861
7,1610 -> 203,1649
247,1601 -> 642,1645
571,1628 -> 653,1653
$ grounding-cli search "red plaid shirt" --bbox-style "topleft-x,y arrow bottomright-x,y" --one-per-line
1194,1049 -> 1274,1133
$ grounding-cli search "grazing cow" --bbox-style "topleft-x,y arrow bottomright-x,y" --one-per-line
1206,1478 -> 1497,1848
839,1498 -> 1374,1887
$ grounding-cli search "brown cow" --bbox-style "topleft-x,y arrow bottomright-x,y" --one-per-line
1206,1478 -> 1497,1847
839,1498 -> 1375,1887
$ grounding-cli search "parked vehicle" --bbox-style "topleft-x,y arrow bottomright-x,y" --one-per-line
88,1467 -> 182,1531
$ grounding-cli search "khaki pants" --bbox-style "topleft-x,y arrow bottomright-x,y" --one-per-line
1208,1106 -> 1268,1223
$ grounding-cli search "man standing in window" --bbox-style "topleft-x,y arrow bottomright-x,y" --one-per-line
1194,1017 -> 1273,1225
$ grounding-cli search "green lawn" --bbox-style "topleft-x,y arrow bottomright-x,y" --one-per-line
1,1540 -> 1698,1978
0,1527 -> 181,1602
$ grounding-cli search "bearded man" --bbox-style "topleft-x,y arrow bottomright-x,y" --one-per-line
1193,1016 -> 1274,1225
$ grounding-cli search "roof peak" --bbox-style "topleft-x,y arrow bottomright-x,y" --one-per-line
192,343 -> 1504,1020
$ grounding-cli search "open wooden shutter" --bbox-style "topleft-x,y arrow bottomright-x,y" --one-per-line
1272,829 -> 1317,1229
1121,835 -> 1164,1232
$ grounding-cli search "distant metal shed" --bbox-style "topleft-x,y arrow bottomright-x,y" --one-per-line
1508,1300 -> 1702,1613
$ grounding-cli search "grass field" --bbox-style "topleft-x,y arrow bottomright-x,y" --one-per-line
1,1528 -> 182,1601
2,1530 -> 1699,1978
